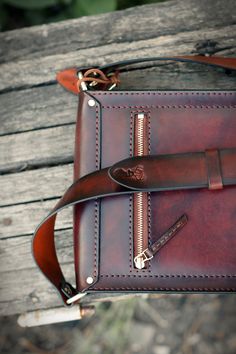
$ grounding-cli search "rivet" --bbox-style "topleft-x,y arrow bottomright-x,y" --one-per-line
88,99 -> 96,107
86,276 -> 94,284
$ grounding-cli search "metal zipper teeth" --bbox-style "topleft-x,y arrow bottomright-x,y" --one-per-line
135,192 -> 145,255
133,113 -> 148,268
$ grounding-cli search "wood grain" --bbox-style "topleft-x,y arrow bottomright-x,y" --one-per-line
0,125 -> 74,173
0,0 -> 235,63
0,229 -> 74,274
0,85 -> 77,136
0,164 -> 73,207
0,25 -> 236,92
0,199 -> 73,238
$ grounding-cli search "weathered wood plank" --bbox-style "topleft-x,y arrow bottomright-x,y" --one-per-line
0,265 -> 75,316
0,199 -> 73,238
0,0 -> 235,63
1,25 -> 236,92
0,85 -> 77,136
0,264 -> 141,316
0,164 -> 73,207
1,65 -> 236,137
0,125 -> 74,173
0,229 -> 73,273
1,66 -> 236,137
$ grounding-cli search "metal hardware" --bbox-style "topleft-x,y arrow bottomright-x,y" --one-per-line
78,71 -> 88,91
89,71 -> 99,87
133,112 -> 148,269
137,113 -> 145,119
79,70 -> 117,91
61,281 -> 74,298
108,83 -> 117,90
86,276 -> 94,284
107,72 -> 117,91
66,292 -> 87,305
134,249 -> 153,270
88,99 -> 96,107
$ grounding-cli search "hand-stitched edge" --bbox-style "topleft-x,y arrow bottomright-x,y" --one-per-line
99,274 -> 236,278
92,92 -> 236,96
90,286 -> 236,291
129,112 -> 133,272
101,105 -> 236,109
93,105 -> 100,278
147,111 -> 152,272
90,91 -> 236,286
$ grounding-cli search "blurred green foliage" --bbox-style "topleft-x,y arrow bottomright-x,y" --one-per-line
0,0 -> 166,31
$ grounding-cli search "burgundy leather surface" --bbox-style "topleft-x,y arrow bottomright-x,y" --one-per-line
74,90 -> 236,292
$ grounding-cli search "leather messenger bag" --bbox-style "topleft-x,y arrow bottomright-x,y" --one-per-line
33,56 -> 236,309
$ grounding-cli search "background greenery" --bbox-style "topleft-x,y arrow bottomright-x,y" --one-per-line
0,0 -> 166,31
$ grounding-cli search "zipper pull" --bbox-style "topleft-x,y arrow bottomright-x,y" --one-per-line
134,214 -> 188,269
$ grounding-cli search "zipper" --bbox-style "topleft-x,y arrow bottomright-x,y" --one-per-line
133,113 -> 149,269
132,114 -> 188,270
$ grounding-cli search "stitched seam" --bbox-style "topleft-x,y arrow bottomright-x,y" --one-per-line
101,105 -> 236,109
92,287 -> 236,291
129,112 -> 133,272
92,92 -> 236,96
94,105 -> 99,278
147,112 -> 152,272
99,274 -> 236,278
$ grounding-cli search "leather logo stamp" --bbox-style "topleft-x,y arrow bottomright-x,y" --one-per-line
122,165 -> 145,182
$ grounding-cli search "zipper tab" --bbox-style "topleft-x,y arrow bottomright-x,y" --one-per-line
134,249 -> 154,269
134,214 -> 188,269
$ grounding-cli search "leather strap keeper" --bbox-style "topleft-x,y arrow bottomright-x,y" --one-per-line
205,149 -> 223,190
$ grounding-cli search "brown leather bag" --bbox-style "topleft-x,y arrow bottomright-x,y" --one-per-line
33,56 -> 236,307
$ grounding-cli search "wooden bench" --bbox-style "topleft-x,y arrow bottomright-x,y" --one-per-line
0,0 -> 235,324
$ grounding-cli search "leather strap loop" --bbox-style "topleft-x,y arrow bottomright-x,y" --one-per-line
33,148 -> 236,304
205,149 -> 223,190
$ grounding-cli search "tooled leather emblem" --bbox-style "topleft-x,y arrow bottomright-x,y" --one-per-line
121,165 -> 145,182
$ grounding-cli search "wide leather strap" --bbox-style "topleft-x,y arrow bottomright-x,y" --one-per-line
99,55 -> 236,74
109,148 -> 236,190
33,148 -> 236,304
56,55 -> 236,94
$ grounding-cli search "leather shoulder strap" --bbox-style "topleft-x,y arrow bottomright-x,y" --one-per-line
56,55 -> 236,94
99,55 -> 236,74
33,148 -> 236,305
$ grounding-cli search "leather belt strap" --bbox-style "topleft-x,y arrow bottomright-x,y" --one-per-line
109,148 -> 236,190
56,55 -> 236,94
33,148 -> 236,304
